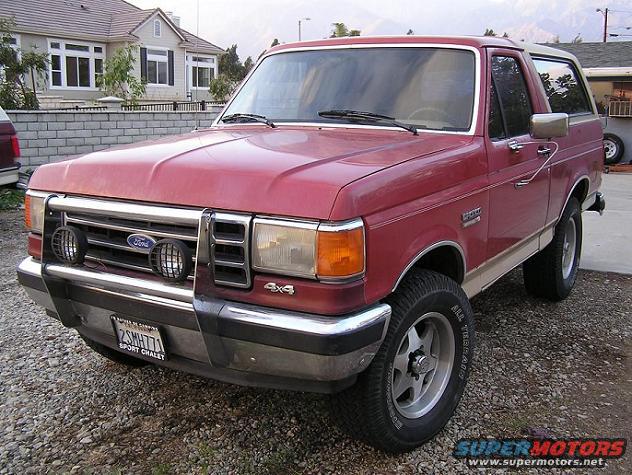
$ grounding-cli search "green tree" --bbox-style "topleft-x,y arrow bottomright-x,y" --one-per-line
502,32 -> 509,38
97,44 -> 145,104
0,18 -> 48,109
243,56 -> 254,74
483,28 -> 497,36
330,23 -> 360,37
406,29 -> 414,35
210,44 -> 249,101
209,75 -> 236,101
258,39 -> 281,61
572,34 -> 583,44
551,35 -> 561,44
331,23 -> 349,37
219,44 -> 245,81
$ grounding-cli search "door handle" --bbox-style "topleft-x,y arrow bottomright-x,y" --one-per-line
508,140 -> 523,152
537,146 -> 552,157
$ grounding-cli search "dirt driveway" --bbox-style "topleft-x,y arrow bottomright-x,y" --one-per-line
1,209 -> 630,474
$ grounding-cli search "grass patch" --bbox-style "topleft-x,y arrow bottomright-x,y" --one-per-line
0,187 -> 24,210
151,463 -> 173,475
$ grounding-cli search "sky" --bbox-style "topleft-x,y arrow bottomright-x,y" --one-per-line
129,0 -> 632,61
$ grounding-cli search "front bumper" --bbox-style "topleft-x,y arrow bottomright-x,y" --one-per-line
17,257 -> 391,393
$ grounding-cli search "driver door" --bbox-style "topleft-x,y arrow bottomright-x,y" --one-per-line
485,52 -> 550,259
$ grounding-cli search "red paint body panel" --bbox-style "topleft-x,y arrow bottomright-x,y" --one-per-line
29,127 -> 465,220
26,37 -> 604,316
0,120 -> 18,169
269,35 -> 524,54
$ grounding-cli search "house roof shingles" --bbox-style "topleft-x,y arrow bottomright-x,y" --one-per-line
0,0 -> 224,54
541,41 -> 632,69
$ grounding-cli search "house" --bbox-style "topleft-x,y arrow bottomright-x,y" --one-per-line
0,0 -> 225,104
542,41 -> 632,114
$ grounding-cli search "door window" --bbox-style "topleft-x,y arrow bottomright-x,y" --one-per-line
490,56 -> 533,137
488,82 -> 506,140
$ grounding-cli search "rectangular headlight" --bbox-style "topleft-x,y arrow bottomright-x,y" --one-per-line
252,218 -> 318,278
252,217 -> 365,281
24,190 -> 48,234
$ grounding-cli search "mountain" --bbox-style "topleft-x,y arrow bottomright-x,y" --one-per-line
130,0 -> 632,60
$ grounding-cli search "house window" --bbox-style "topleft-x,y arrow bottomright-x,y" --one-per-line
187,55 -> 217,89
146,48 -> 168,85
48,39 -> 104,89
154,19 -> 162,37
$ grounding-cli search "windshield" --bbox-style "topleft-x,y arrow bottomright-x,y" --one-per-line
222,47 -> 477,132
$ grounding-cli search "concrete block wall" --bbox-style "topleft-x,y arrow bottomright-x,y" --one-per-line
7,107 -> 223,168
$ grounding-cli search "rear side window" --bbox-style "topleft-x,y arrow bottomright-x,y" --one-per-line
490,56 -> 533,137
532,58 -> 592,115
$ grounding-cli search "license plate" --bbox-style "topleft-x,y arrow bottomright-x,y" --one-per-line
111,316 -> 167,361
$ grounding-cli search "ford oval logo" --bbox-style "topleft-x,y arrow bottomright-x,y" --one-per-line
127,234 -> 156,251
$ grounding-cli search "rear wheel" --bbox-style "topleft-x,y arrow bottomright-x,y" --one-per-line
523,197 -> 582,301
80,335 -> 148,367
603,133 -> 624,165
330,270 -> 475,453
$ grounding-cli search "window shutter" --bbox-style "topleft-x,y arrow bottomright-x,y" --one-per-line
140,47 -> 147,81
168,50 -> 174,86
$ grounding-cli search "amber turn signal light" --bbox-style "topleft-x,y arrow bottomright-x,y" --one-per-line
317,226 -> 365,278
24,194 -> 32,229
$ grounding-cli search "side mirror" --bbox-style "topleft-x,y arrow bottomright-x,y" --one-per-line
530,113 -> 569,139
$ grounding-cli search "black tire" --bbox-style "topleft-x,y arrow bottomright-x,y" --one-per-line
523,197 -> 582,301
330,270 -> 475,453
603,133 -> 624,165
80,335 -> 148,367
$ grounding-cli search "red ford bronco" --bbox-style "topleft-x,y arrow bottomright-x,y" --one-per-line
18,36 -> 605,452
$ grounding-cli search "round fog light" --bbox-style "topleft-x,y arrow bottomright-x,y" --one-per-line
51,226 -> 88,265
149,239 -> 192,282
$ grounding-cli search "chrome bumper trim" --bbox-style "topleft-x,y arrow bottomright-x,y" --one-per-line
41,259 -> 194,303
47,196 -> 201,226
221,301 -> 390,339
18,257 -> 391,358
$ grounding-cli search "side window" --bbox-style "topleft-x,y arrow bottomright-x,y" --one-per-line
532,58 -> 592,115
488,82 -> 506,140
491,56 -> 533,137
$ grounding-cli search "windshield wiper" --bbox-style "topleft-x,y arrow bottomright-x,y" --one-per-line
318,109 -> 418,135
221,113 -> 276,128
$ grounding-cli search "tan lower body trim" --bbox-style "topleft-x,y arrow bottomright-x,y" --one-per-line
462,222 -> 556,298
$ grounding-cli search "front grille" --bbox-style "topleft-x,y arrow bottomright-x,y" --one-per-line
210,212 -> 252,288
64,211 -> 198,279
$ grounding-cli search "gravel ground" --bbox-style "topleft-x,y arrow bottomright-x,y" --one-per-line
1,208 -> 630,474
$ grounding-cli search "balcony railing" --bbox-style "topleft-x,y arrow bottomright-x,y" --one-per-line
608,100 -> 632,118
121,101 -> 225,112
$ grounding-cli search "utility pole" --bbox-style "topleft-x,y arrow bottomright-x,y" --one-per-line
597,8 -> 609,42
298,17 -> 311,41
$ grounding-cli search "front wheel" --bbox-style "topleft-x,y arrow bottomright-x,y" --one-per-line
330,270 -> 475,453
523,197 -> 582,301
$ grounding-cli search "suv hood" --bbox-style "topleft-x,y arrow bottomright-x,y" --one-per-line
30,126 -> 472,219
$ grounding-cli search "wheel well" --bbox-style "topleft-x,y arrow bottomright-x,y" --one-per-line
403,245 -> 465,286
570,178 -> 589,205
